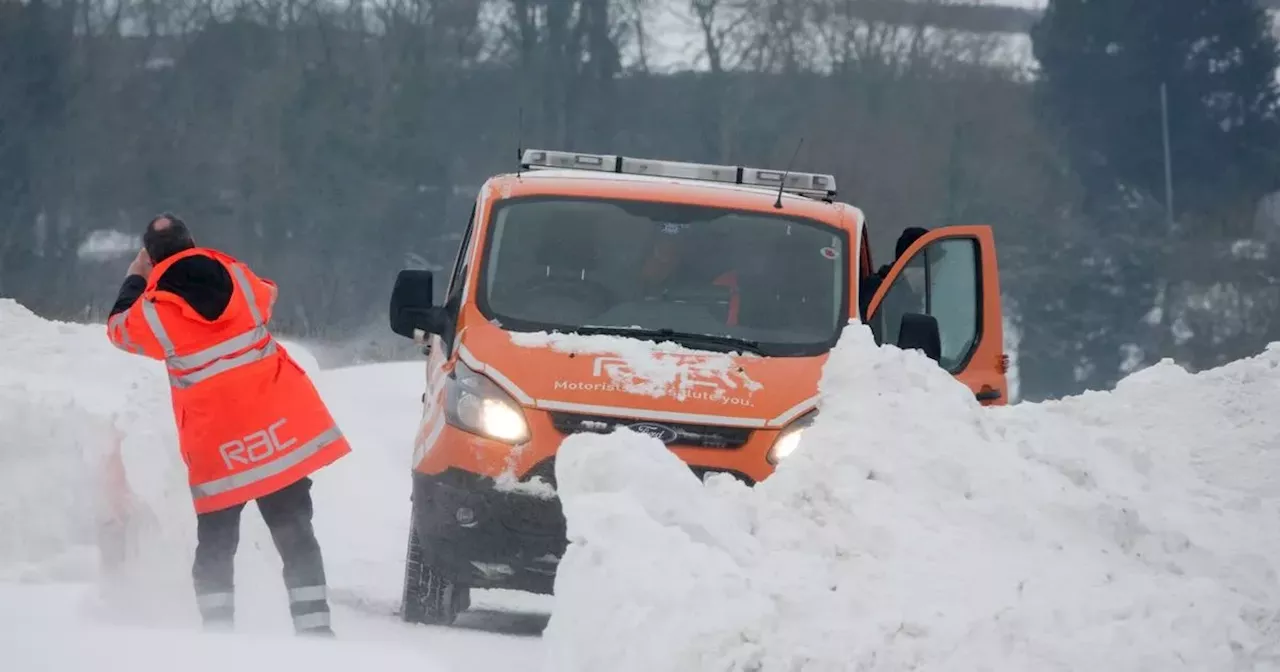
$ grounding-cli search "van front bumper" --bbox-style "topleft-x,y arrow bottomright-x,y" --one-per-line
410,469 -> 567,595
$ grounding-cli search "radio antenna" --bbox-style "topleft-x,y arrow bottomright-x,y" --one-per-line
516,106 -> 525,178
774,137 -> 804,209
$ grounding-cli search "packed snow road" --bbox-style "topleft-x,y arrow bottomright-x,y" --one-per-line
4,296 -> 1280,671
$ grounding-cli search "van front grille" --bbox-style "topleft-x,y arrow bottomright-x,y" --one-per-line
548,411 -> 751,449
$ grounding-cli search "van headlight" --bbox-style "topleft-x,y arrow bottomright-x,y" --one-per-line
766,410 -> 817,465
444,361 -> 530,444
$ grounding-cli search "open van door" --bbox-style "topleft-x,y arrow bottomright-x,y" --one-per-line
864,225 -> 1008,406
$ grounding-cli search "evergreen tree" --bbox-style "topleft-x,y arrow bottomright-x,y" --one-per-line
1031,0 -> 1280,222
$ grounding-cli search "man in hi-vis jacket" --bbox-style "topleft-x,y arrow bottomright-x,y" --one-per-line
107,213 -> 351,636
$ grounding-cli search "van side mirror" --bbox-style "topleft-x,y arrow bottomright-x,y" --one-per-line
896,312 -> 942,363
389,270 -> 450,339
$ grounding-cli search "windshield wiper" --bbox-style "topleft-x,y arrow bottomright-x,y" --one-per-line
574,326 -> 765,355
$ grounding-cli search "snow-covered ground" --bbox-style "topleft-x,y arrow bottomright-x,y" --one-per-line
545,327 -> 1280,670
0,298 -> 547,670
3,295 -> 1280,670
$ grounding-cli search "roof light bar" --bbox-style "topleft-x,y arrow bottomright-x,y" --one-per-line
520,149 -> 838,199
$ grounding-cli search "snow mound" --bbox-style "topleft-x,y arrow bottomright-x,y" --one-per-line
0,298 -> 327,623
0,388 -> 115,581
545,323 -> 1280,671
0,298 -> 549,669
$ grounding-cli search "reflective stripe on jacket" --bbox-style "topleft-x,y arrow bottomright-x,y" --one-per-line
107,247 -> 350,513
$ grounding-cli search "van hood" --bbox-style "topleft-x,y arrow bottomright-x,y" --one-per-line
456,321 -> 823,429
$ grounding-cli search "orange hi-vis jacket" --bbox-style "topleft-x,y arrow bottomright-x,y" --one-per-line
107,247 -> 351,514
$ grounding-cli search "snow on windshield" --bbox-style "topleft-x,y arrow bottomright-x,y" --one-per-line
510,330 -> 764,402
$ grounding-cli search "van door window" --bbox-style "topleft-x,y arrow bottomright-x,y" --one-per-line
444,207 -> 476,314
872,238 -> 980,372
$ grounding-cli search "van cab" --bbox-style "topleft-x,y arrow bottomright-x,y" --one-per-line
388,149 -> 1009,625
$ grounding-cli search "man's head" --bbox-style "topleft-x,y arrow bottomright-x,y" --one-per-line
641,222 -> 691,284
895,227 -> 930,259
143,212 -> 195,264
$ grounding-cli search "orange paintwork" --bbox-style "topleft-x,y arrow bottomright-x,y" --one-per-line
412,315 -> 811,483
410,168 -> 1008,483
865,225 -> 1008,406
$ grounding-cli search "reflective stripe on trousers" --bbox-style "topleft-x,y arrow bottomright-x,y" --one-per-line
195,590 -> 234,625
196,591 -> 234,610
288,584 -> 331,632
192,478 -> 331,632
190,426 -> 344,500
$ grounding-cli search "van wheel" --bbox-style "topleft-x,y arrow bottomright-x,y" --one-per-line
401,523 -> 470,626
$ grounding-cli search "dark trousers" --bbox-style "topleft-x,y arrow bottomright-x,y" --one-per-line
191,476 -> 333,634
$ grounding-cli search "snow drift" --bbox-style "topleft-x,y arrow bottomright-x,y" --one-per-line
0,583 -> 449,672
0,297 -> 545,670
544,323 -> 1280,671
0,298 -> 327,623
7,293 -> 1280,671
0,298 -> 178,591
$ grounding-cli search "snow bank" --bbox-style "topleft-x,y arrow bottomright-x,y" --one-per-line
545,323 -> 1280,671
1,299 -> 545,669
0,298 -> 327,624
0,300 -> 173,582
0,388 -> 113,581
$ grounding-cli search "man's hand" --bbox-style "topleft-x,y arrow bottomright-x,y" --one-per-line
126,248 -> 153,278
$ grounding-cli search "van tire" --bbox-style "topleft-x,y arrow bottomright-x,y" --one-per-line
400,522 -> 471,626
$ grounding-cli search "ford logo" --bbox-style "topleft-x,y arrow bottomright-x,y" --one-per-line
628,422 -> 679,444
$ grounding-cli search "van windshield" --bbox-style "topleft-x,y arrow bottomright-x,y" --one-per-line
476,196 -> 849,357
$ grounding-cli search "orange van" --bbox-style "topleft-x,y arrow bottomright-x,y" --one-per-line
388,149 -> 1009,625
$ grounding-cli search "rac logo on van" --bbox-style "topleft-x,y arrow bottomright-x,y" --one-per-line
583,354 -> 763,403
